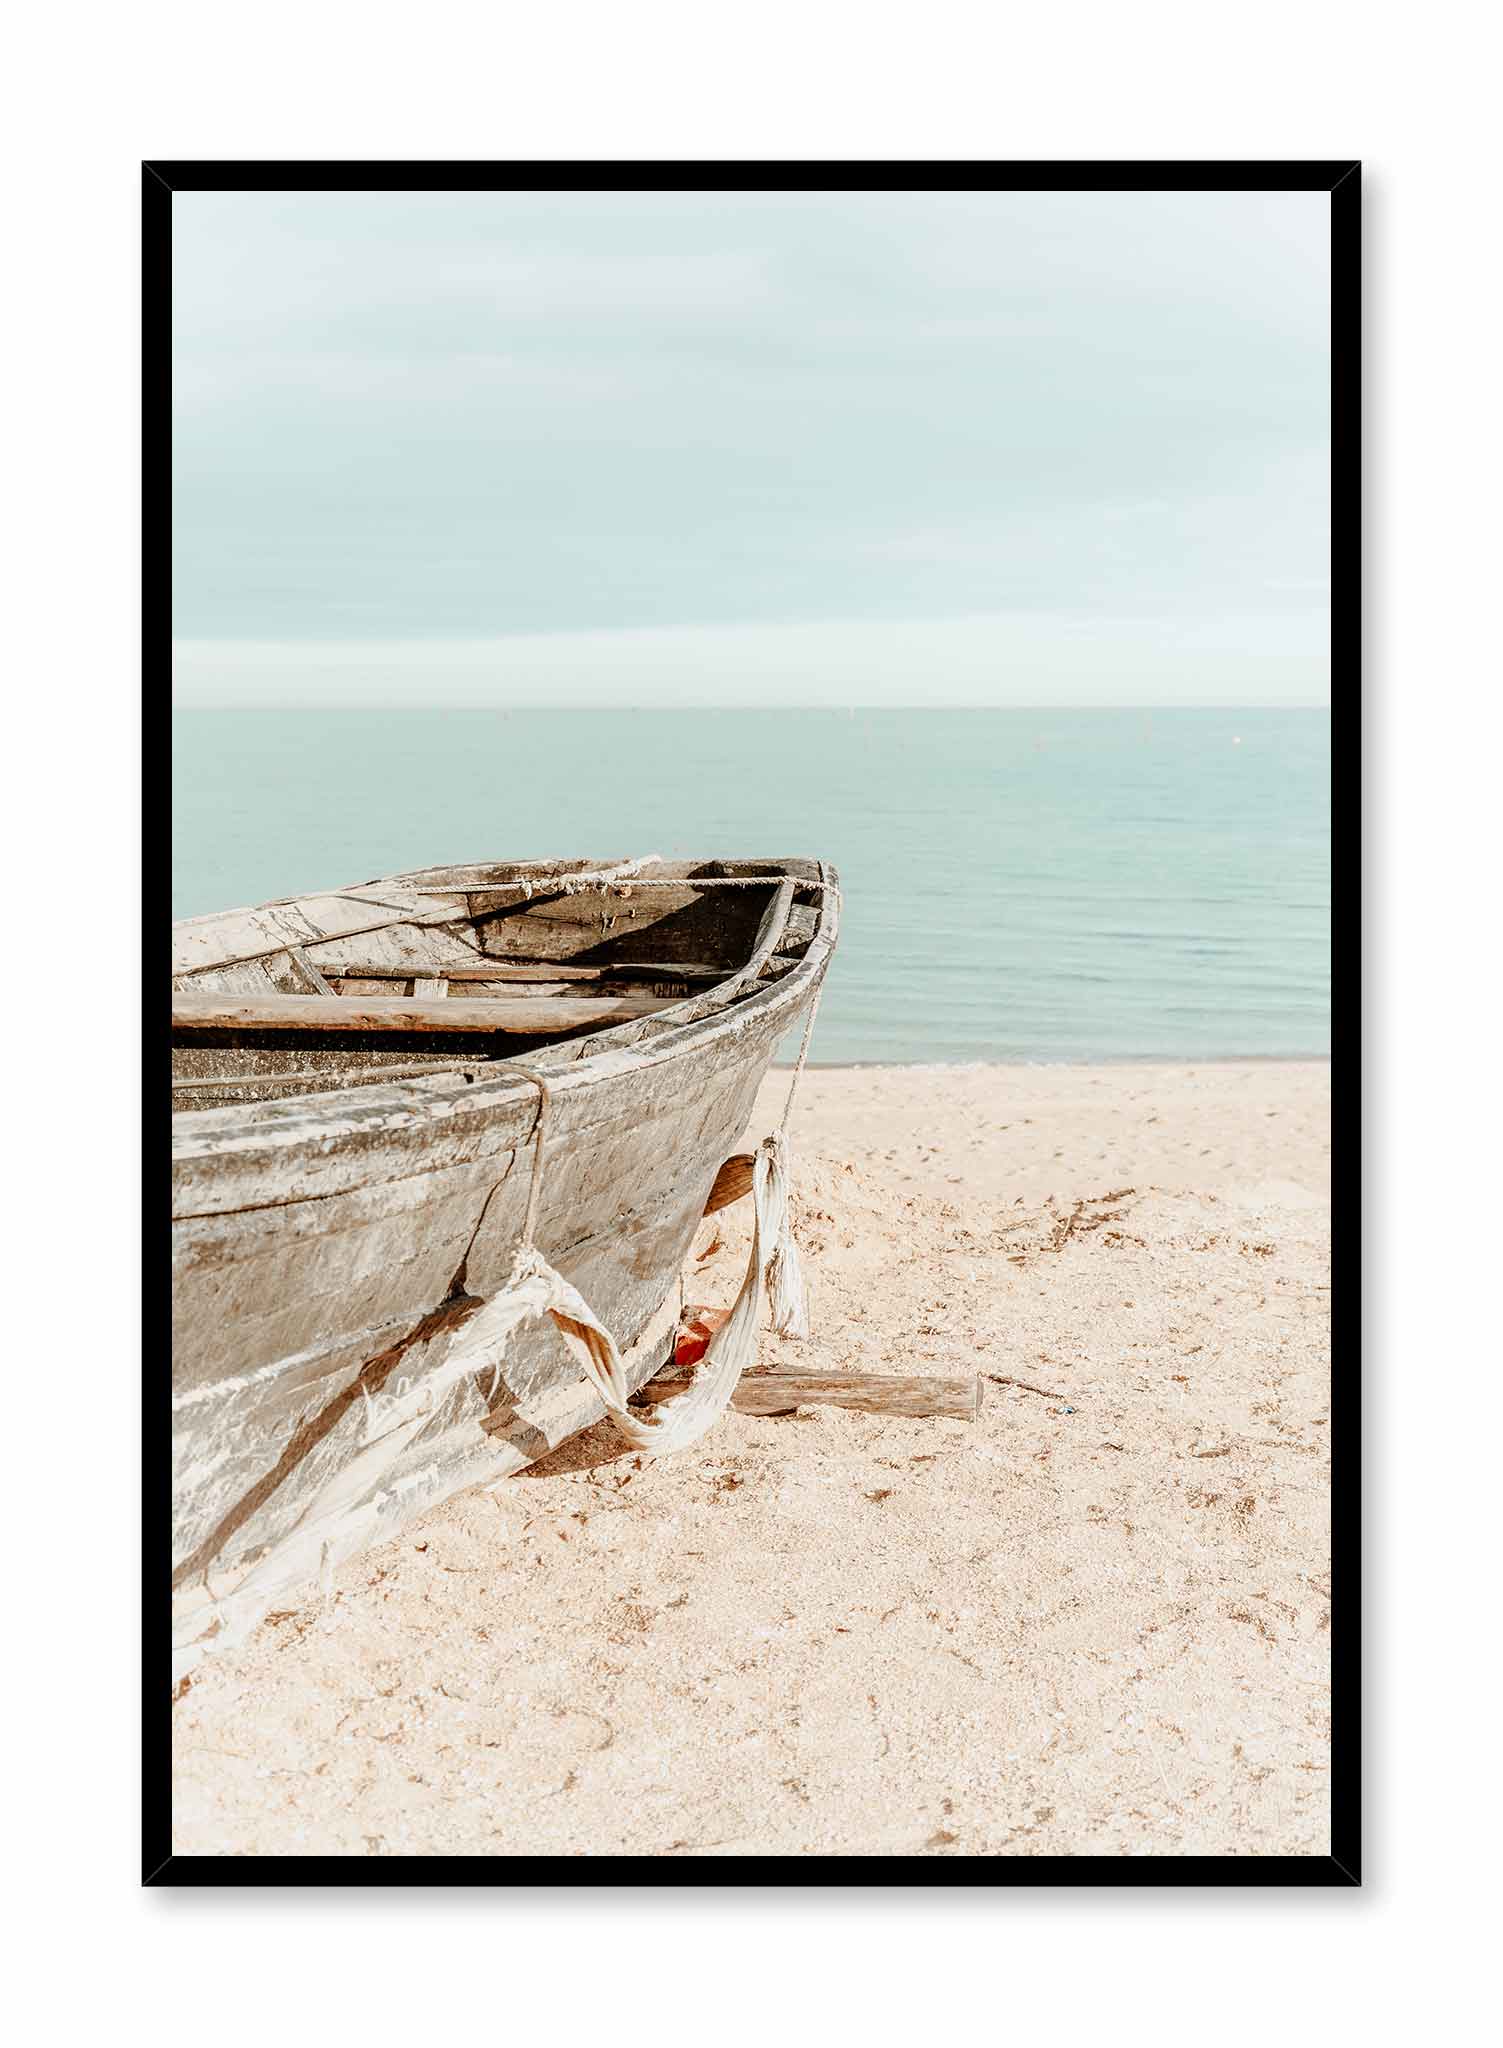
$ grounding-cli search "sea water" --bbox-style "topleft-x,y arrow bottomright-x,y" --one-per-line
171,707 -> 1329,1065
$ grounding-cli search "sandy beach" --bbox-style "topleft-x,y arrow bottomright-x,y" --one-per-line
172,1059 -> 1330,1859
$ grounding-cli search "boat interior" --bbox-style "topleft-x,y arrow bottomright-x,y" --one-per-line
172,857 -> 824,1110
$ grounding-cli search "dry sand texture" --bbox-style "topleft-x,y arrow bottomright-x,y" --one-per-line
172,1060 -> 1331,1859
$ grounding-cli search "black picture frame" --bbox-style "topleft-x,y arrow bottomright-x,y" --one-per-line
147,159 -> 1357,1887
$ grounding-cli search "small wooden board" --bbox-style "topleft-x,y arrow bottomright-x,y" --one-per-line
172,990 -> 677,1036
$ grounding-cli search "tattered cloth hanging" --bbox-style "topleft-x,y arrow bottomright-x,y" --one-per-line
171,1126 -> 811,1683
463,1128 -> 804,1453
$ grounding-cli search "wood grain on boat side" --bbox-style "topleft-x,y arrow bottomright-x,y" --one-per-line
170,889 -> 474,977
170,1283 -> 687,1660
171,1016 -> 774,1598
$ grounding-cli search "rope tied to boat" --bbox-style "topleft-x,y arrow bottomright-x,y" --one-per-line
437,882 -> 829,1444
381,913 -> 823,1416
328,977 -> 821,1486
447,1007 -> 818,1452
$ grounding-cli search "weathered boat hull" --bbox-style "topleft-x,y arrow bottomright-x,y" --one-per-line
171,858 -> 837,1670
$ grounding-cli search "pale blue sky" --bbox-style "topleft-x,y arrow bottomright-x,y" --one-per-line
172,189 -> 1330,705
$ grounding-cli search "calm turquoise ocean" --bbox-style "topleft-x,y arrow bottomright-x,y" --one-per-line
172,708 -> 1329,1065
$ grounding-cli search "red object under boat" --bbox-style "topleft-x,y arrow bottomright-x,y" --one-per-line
674,1305 -> 732,1368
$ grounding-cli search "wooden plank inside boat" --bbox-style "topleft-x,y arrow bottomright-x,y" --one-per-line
172,989 -> 678,1036
319,959 -> 724,983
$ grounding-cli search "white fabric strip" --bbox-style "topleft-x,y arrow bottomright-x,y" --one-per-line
171,1128 -> 810,1682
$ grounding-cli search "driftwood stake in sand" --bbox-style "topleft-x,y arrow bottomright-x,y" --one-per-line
639,1371 -> 983,1420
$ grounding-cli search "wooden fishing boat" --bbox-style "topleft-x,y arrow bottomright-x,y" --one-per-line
172,856 -> 838,1675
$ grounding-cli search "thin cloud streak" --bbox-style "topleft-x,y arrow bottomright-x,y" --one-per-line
174,613 -> 1329,709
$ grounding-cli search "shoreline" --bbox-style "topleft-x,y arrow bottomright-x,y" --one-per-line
780,1054 -> 1332,1070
